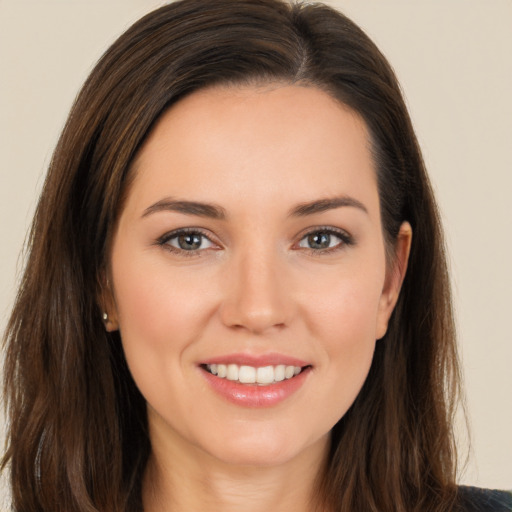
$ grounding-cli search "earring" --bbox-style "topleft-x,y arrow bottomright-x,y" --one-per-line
103,312 -> 108,322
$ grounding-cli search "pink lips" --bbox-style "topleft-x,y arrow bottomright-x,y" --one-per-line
199,353 -> 311,408
201,353 -> 308,368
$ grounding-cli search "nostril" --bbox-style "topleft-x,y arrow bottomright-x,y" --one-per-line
218,262 -> 291,333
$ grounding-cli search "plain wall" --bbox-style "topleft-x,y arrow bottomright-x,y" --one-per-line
1,0 -> 511,503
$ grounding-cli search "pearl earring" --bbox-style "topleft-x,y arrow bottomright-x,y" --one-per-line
103,312 -> 108,322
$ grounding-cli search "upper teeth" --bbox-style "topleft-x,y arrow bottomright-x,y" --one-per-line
206,364 -> 302,385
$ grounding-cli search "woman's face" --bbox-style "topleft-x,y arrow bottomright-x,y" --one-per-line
108,85 -> 409,468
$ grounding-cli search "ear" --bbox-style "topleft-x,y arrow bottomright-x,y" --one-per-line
97,272 -> 119,332
376,222 -> 412,340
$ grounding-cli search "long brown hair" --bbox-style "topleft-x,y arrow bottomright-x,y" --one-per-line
2,1 -> 462,510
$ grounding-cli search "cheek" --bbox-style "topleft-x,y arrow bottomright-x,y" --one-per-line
110,257 -> 221,422
323,286 -> 379,372
300,271 -> 384,414
111,254 -> 214,362
304,266 -> 385,348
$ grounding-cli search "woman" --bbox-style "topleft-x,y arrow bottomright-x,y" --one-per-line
1,0 -> 511,510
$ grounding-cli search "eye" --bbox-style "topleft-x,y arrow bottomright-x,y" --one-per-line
158,229 -> 216,253
297,228 -> 353,251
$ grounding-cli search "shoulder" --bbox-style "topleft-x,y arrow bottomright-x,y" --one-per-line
457,486 -> 512,512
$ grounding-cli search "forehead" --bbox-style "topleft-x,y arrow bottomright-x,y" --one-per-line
125,84 -> 378,218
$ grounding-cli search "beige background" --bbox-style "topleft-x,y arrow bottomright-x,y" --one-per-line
1,0 -> 511,502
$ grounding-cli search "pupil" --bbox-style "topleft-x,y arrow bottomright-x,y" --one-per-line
178,234 -> 201,250
309,232 -> 330,249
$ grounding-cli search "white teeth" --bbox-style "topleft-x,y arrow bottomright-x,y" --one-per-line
205,363 -> 304,385
274,365 -> 285,382
284,366 -> 295,379
256,366 -> 274,384
226,364 -> 239,381
239,366 -> 256,383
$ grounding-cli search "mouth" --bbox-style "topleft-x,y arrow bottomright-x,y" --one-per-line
199,356 -> 312,407
201,363 -> 310,386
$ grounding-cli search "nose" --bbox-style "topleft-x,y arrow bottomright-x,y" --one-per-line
219,248 -> 291,334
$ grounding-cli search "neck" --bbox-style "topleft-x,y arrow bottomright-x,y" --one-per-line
142,429 -> 329,512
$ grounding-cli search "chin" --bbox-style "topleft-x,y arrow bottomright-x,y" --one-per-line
199,427 -> 328,469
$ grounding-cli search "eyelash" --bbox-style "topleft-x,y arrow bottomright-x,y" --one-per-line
156,228 -> 217,257
156,226 -> 354,257
295,226 -> 354,255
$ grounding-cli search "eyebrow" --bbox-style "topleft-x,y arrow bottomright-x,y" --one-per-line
142,198 -> 227,220
289,196 -> 368,217
142,195 -> 367,220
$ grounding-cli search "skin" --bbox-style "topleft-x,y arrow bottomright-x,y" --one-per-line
105,84 -> 411,512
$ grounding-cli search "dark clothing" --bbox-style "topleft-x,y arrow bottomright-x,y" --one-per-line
459,486 -> 512,511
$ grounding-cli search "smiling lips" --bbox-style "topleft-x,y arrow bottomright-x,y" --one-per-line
200,355 -> 311,407
205,363 -> 303,385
